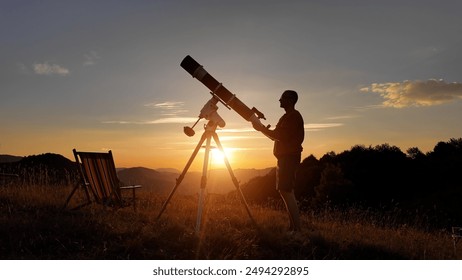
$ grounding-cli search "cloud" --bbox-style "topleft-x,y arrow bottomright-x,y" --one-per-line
361,79 -> 462,108
145,101 -> 185,109
354,104 -> 386,111
305,123 -> 343,132
103,117 -> 198,125
220,122 -> 345,134
324,115 -> 358,120
220,128 -> 256,133
145,101 -> 189,116
219,135 -> 267,141
103,101 -> 195,125
83,51 -> 100,66
33,62 -> 70,76
146,117 -> 198,124
221,123 -> 344,133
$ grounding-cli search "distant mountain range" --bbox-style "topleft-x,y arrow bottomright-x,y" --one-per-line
117,166 -> 273,195
0,153 -> 272,194
0,154 -> 23,163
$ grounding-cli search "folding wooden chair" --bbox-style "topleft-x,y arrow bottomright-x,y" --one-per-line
63,149 -> 141,211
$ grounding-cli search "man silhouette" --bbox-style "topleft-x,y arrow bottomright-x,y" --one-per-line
253,90 -> 304,231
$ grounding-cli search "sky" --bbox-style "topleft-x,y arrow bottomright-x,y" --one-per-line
1,0 -> 462,171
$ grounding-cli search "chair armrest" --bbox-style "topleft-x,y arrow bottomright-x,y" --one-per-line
119,185 -> 142,190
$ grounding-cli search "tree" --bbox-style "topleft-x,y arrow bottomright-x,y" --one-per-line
314,163 -> 354,205
406,147 -> 425,160
295,154 -> 321,199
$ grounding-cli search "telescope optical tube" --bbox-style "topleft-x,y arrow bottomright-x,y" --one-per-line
180,55 -> 263,128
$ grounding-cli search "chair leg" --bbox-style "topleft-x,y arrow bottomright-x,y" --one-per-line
132,187 -> 136,212
62,183 -> 92,211
62,184 -> 80,210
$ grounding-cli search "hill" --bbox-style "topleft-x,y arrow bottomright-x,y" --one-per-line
0,154 -> 23,163
117,166 -> 273,195
0,152 -> 272,194
0,153 -> 79,185
117,167 -> 177,193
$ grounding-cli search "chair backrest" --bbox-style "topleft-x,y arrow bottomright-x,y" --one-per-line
73,149 -> 122,205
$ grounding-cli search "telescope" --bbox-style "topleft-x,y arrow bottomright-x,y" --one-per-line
156,56 -> 260,231
181,55 -> 267,135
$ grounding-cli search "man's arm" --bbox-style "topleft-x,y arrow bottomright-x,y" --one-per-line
252,122 -> 280,141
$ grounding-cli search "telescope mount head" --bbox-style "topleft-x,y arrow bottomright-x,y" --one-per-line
183,96 -> 226,137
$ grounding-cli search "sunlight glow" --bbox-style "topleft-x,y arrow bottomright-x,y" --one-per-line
210,148 -> 232,168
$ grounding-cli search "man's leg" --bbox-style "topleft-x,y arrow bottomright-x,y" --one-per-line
279,189 -> 301,231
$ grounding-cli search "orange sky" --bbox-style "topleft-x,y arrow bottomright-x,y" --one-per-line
2,2 -> 462,171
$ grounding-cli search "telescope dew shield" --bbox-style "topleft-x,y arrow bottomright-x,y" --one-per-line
180,55 -> 256,121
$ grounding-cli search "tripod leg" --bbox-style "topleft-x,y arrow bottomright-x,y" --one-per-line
156,132 -> 208,220
195,133 -> 212,234
212,133 -> 257,226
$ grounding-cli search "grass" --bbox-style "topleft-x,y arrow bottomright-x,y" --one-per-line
0,183 -> 460,260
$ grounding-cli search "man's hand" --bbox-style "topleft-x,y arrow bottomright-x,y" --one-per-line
252,121 -> 265,132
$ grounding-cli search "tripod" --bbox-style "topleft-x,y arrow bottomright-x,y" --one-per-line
156,121 -> 256,234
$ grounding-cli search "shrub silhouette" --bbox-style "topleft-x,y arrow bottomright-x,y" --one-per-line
241,138 -> 462,227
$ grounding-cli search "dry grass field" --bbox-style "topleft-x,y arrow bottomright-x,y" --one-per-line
0,183 -> 460,260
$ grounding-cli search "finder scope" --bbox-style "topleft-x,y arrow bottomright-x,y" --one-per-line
180,55 -> 266,128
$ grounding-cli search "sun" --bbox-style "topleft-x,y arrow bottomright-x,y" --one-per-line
210,148 -> 232,167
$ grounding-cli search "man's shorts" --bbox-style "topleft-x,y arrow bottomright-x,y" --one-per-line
276,154 -> 301,192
